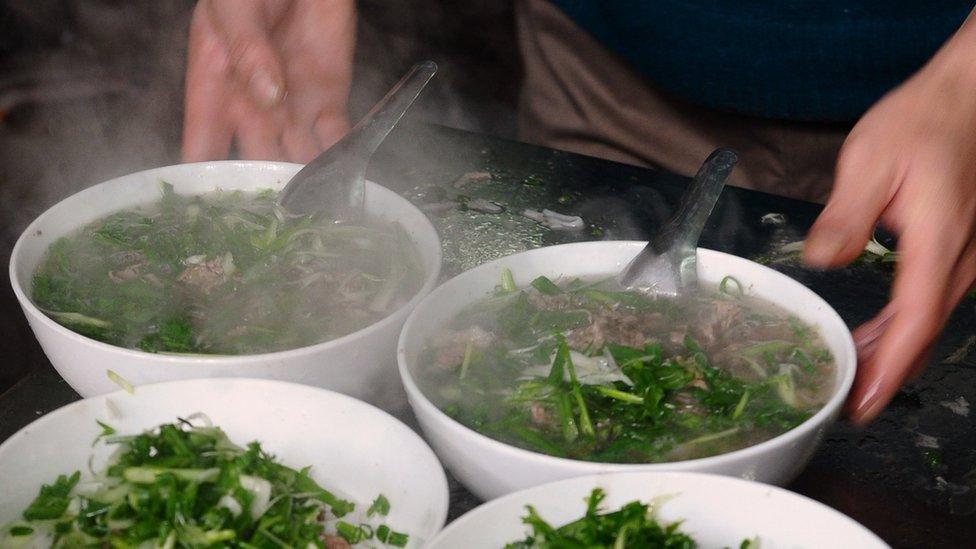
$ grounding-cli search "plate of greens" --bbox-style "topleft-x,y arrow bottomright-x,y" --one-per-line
425,471 -> 888,548
0,378 -> 448,547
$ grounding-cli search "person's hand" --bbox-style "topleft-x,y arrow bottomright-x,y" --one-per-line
803,16 -> 976,425
182,0 -> 355,163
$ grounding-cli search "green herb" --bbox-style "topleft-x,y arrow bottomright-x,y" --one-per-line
594,386 -> 645,404
106,369 -> 134,394
22,471 -> 80,521
561,338 -> 595,438
377,524 -> 410,546
460,341 -> 476,380
337,521 -> 371,544
719,275 -> 744,298
580,289 -> 651,309
504,488 -> 696,548
530,276 -> 562,295
505,488 -> 759,548
368,494 -> 391,517
501,268 -> 518,293
8,526 -> 33,536
732,390 -> 750,420
136,316 -> 195,353
92,420 -> 116,446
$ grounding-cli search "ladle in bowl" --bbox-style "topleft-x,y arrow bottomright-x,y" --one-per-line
277,61 -> 437,218
617,148 -> 739,296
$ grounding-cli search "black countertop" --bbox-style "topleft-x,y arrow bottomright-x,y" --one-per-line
2,122 -> 974,548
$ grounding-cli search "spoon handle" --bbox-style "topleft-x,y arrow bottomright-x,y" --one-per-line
617,147 -> 737,294
348,61 -> 438,154
655,148 -> 738,251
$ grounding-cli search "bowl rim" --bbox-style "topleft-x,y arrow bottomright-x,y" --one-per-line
8,160 -> 442,364
425,470 -> 888,547
0,377 -> 451,539
397,240 -> 857,471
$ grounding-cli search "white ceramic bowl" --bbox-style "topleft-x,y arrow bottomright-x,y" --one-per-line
426,471 -> 888,548
0,378 -> 449,548
398,241 -> 856,500
10,161 -> 441,406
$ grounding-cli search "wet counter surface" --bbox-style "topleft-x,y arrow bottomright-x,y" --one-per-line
2,122 -> 974,547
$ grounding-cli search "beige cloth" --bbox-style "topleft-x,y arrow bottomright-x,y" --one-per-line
515,0 -> 855,203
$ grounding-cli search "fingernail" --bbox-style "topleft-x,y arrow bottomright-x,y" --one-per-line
249,70 -> 282,108
850,378 -> 886,426
854,324 -> 884,354
803,229 -> 845,267
854,339 -> 880,365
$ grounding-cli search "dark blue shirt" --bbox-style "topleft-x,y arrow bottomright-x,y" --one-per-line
550,1 -> 973,121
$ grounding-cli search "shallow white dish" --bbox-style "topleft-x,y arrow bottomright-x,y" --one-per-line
398,241 -> 856,500
426,471 -> 888,548
9,161 -> 441,406
0,378 -> 449,548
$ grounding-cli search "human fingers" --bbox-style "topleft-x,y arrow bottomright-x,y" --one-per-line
205,0 -> 286,108
804,135 -> 898,268
182,2 -> 234,162
846,225 -> 958,425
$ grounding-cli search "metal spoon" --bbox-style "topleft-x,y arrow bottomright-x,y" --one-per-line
617,148 -> 738,296
277,61 -> 438,218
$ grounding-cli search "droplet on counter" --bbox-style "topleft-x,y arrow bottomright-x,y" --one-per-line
915,433 -> 940,449
777,240 -> 804,253
939,396 -> 970,417
521,208 -> 584,230
943,335 -> 975,364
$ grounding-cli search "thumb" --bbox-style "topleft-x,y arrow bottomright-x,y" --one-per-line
803,136 -> 895,268
206,0 -> 285,108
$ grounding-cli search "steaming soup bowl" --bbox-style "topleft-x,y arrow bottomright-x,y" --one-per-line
397,241 -> 856,500
0,378 -> 450,548
10,161 -> 441,405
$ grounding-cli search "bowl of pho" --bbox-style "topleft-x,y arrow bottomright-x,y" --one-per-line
398,241 -> 855,500
425,471 -> 887,548
10,161 -> 440,404
0,378 -> 449,548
